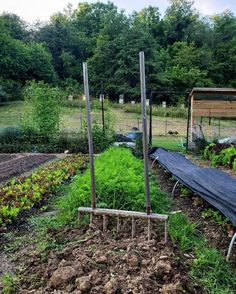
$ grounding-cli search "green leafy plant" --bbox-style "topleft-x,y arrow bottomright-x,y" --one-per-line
180,186 -> 192,197
1,274 -> 19,294
23,81 -> 62,139
201,208 -> 229,226
204,143 -> 236,169
0,155 -> 87,226
57,147 -> 171,224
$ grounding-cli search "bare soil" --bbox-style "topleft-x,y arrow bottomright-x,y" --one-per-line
0,221 -> 203,294
0,154 -> 56,184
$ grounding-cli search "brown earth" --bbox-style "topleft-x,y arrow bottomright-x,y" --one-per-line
0,221 -> 203,294
0,154 -> 57,184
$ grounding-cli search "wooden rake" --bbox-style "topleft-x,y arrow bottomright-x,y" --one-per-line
78,52 -> 168,242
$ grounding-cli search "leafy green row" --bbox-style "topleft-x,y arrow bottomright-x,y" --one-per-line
0,155 -> 87,226
204,143 -> 236,170
57,147 -> 171,224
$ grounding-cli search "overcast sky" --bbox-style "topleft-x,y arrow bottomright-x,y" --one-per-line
0,0 -> 235,23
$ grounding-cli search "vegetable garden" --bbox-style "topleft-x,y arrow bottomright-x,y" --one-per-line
0,146 -> 235,293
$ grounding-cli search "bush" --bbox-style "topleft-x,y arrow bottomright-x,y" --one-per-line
123,103 -> 187,118
61,98 -> 110,111
23,81 -> 61,138
0,127 -> 22,143
57,147 -> 171,224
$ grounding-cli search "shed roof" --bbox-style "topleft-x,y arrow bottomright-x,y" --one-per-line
190,88 -> 236,101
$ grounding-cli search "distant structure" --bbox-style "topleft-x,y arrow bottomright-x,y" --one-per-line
187,88 -> 236,149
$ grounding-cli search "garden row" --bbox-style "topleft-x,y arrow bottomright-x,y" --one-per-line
0,155 -> 87,227
7,146 -> 235,293
204,143 -> 236,170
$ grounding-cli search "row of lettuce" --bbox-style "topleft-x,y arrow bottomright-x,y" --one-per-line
204,143 -> 236,171
0,155 -> 87,226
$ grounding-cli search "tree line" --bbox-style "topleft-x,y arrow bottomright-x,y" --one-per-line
0,0 -> 236,103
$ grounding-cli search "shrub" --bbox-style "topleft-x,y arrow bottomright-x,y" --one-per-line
0,127 -> 22,143
123,103 -> 187,118
57,147 -> 171,223
23,81 -> 61,138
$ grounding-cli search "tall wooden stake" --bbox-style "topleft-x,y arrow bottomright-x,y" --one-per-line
83,62 -> 96,210
139,52 -> 151,215
101,81 -> 105,133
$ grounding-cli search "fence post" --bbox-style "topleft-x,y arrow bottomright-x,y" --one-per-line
149,92 -> 153,146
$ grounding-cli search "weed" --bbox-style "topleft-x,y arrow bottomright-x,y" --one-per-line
1,274 -> 19,294
192,248 -> 236,294
180,187 -> 192,197
169,213 -> 204,252
201,209 -> 229,226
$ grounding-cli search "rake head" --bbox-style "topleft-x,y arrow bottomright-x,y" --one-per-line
78,207 -> 168,242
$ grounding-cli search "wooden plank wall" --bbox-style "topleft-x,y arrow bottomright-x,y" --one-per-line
193,100 -> 236,118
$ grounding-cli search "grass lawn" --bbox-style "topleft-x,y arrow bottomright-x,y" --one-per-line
0,101 -> 235,141
152,135 -> 185,152
0,101 -> 24,128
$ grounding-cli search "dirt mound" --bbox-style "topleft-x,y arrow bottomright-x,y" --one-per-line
17,224 -> 202,294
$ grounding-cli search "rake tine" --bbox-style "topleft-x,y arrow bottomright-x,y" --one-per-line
103,215 -> 108,232
164,220 -> 168,243
131,216 -> 135,239
90,212 -> 93,226
148,218 -> 151,241
117,216 -> 120,233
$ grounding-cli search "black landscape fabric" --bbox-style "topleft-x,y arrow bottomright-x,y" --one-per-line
149,148 -> 236,226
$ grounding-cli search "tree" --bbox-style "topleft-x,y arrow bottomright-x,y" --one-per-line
163,0 -> 199,45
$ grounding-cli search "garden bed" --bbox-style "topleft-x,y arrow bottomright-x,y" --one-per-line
0,154 -> 57,184
0,148 -> 235,293
1,223 -> 202,293
152,163 -> 236,264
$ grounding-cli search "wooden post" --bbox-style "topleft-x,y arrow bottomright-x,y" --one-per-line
101,81 -> 105,133
83,63 -> 96,210
149,92 -> 153,146
186,95 -> 191,151
139,52 -> 151,215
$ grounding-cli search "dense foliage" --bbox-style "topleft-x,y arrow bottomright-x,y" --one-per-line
23,81 -> 61,138
0,124 -> 115,154
0,155 -> 87,226
204,143 -> 236,169
1,1 -> 236,102
58,147 -> 170,223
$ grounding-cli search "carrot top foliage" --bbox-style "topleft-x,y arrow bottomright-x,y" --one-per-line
58,147 -> 171,223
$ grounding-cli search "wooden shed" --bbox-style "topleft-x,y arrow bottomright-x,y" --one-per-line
187,88 -> 236,146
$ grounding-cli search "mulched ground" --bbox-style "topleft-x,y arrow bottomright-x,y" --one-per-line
0,154 -> 56,184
